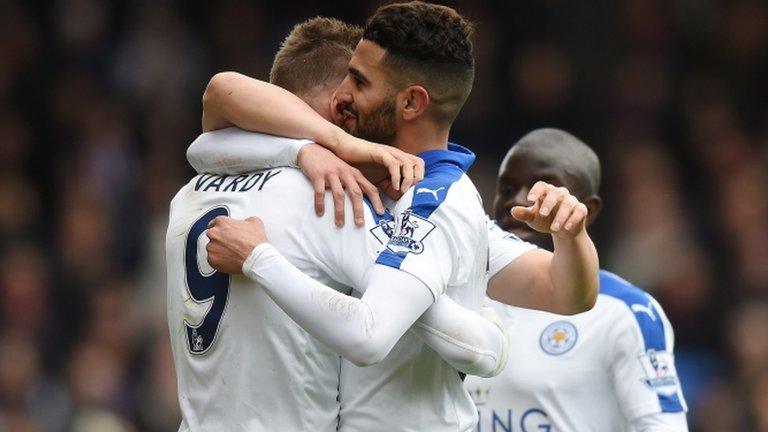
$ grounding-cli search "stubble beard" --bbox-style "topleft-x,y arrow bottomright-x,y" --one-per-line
353,98 -> 397,145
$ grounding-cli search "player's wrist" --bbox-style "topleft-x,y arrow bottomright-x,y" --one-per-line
296,143 -> 317,170
313,123 -> 345,153
291,140 -> 312,167
242,242 -> 276,280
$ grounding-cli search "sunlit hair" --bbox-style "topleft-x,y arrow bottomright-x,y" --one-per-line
270,17 -> 362,96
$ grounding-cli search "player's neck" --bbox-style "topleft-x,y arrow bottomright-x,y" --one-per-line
391,122 -> 450,156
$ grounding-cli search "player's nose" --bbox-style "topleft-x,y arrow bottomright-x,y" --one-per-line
335,77 -> 354,102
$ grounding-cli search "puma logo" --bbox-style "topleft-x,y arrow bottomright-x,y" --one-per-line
631,302 -> 657,321
416,187 -> 445,200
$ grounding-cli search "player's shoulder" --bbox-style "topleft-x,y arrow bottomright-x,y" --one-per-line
410,145 -> 482,220
172,168 -> 313,220
598,270 -> 652,307
598,270 -> 672,343
187,167 -> 310,196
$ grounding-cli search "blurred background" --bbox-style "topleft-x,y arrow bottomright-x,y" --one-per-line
1,0 -> 766,430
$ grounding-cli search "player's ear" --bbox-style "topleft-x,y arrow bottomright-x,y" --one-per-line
400,85 -> 429,121
583,195 -> 602,227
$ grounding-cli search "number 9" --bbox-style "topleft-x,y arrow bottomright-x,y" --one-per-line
184,207 -> 230,354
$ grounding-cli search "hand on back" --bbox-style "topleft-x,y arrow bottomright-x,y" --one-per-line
297,137 -> 424,228
206,216 -> 267,274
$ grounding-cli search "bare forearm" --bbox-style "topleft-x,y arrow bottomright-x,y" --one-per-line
201,72 -> 343,148
550,230 -> 599,314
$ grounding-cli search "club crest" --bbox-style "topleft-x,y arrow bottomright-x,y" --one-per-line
539,321 -> 578,355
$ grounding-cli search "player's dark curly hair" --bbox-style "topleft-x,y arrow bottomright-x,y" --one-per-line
363,1 -> 475,125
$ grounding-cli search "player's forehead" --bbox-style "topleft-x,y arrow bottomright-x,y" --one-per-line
349,39 -> 388,82
498,145 -> 569,184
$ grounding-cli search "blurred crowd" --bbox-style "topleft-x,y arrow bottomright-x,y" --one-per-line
0,0 -> 766,431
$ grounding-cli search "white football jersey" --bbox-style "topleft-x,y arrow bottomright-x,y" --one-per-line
464,268 -> 688,432
338,144 -> 493,432
166,167 -> 384,432
170,135 -> 530,431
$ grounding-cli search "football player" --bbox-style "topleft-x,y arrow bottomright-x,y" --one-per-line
464,129 -> 689,432
196,3 -> 598,431
166,16 -> 510,432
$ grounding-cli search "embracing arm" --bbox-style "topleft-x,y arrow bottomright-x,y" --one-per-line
202,72 -> 340,145
187,127 -> 310,174
207,216 -> 508,375
187,128 -> 386,226
244,243 -> 507,375
201,72 -> 423,192
243,243 -> 432,366
410,298 -> 508,377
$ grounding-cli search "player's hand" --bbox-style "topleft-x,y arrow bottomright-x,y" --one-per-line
297,144 -> 385,228
206,216 -> 267,274
331,133 -> 424,192
510,181 -> 588,239
375,178 -> 405,201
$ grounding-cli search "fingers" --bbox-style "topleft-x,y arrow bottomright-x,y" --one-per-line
400,160 -> 415,192
384,153 -> 402,192
511,199 -> 539,223
413,157 -> 425,183
328,175 -> 345,228
340,170 -> 365,227
550,195 -> 578,232
396,153 -> 423,192
244,216 -> 264,227
510,197 -> 540,222
208,215 -> 228,229
512,181 -> 589,237
538,186 -> 567,217
313,177 -> 326,217
527,181 -> 550,204
510,206 -> 533,222
564,203 -> 588,233
356,170 -> 385,215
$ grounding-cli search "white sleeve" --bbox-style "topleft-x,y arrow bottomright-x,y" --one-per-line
374,208 -> 454,299
631,412 -> 689,431
411,297 -> 509,377
187,127 -> 311,175
261,192 -> 508,371
243,243 -> 434,367
609,296 -> 687,421
486,217 -> 537,278
244,243 -> 509,375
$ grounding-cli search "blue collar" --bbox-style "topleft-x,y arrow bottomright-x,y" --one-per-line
418,143 -> 475,173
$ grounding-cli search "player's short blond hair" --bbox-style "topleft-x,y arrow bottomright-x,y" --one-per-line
270,17 -> 362,96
